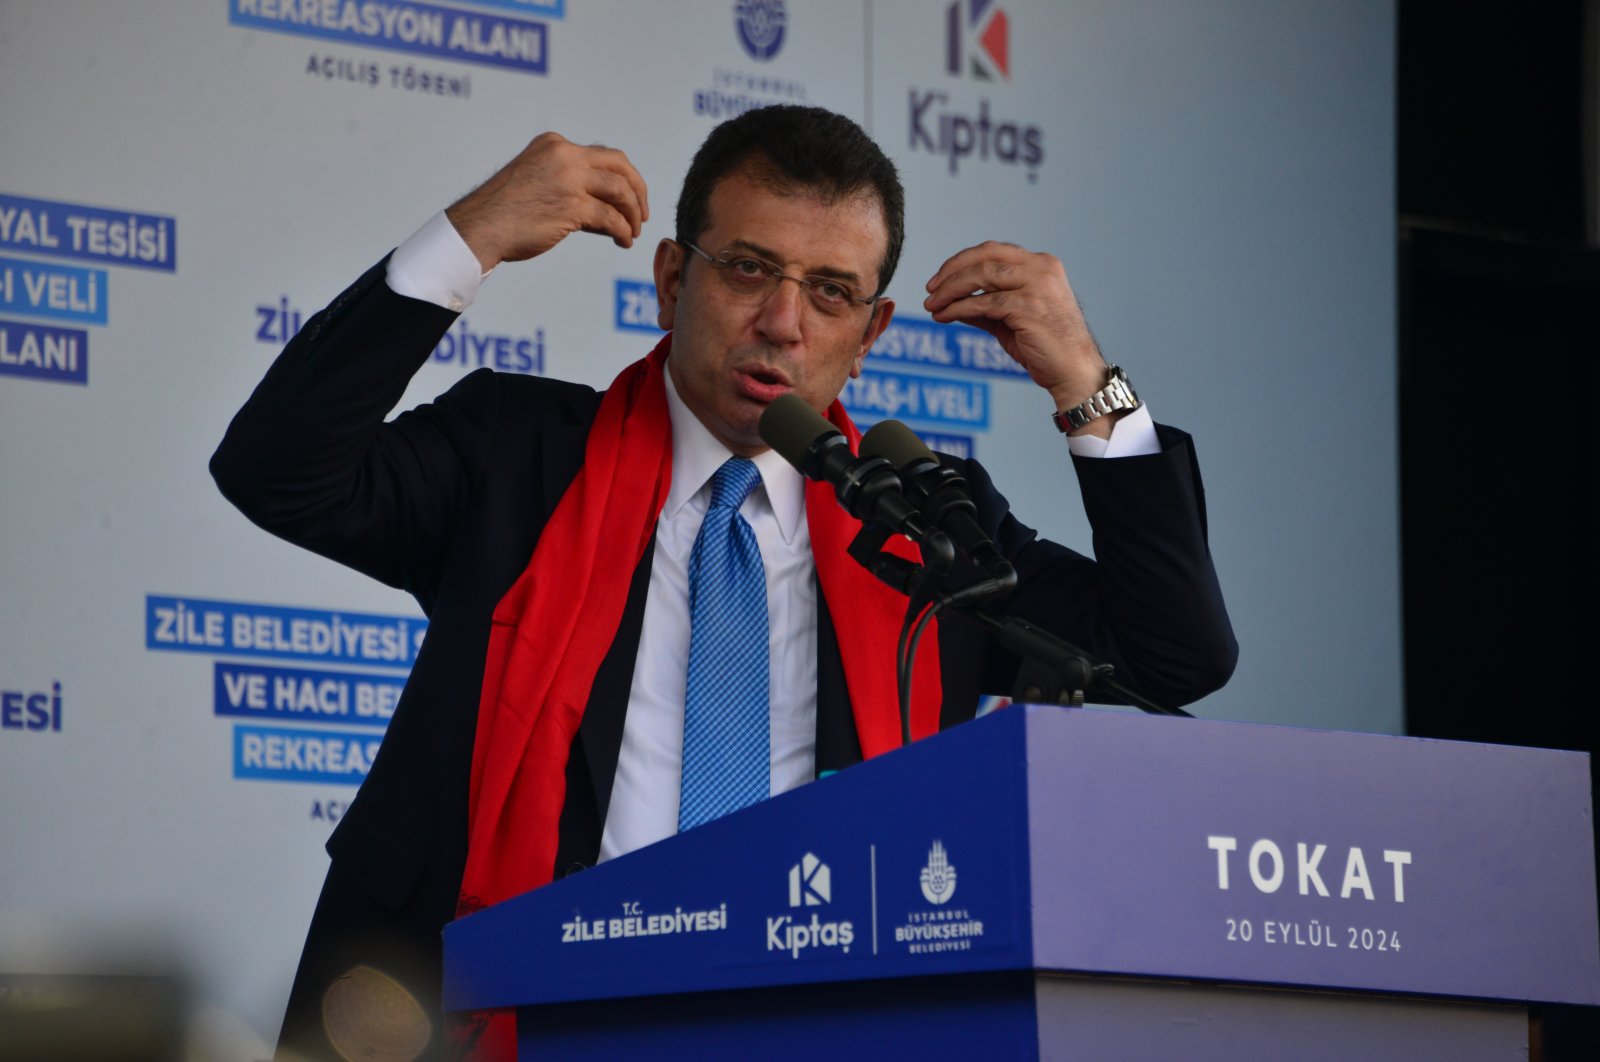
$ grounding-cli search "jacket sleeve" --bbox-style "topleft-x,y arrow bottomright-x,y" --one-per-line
210,257 -> 499,609
959,424 -> 1238,710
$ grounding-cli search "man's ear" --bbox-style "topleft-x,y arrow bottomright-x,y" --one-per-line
851,297 -> 894,378
653,239 -> 683,331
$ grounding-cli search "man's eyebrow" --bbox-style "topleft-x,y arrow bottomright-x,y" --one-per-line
723,238 -> 864,284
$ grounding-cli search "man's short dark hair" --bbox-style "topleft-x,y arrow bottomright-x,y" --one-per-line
676,105 -> 905,297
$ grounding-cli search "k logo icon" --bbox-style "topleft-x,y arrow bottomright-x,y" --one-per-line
945,0 -> 1010,80
920,841 -> 957,905
788,852 -> 831,907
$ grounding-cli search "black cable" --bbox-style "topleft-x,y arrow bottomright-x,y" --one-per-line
896,596 -> 937,746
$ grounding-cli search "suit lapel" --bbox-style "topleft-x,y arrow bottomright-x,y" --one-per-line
814,592 -> 862,775
550,536 -> 651,877
578,538 -> 656,826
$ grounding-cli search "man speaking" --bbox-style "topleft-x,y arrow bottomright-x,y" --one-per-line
212,105 -> 1235,1060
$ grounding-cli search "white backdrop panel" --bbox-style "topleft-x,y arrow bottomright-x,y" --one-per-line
0,1 -> 1396,1052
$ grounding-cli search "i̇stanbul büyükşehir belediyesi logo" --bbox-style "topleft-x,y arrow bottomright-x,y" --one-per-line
735,0 -> 785,61
920,840 -> 957,904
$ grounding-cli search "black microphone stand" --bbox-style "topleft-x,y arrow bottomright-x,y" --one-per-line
938,607 -> 1189,717
844,522 -> 1189,745
844,521 -> 944,745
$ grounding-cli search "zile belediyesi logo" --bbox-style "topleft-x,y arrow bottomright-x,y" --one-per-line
947,0 -> 1008,80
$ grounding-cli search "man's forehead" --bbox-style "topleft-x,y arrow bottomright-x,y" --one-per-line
701,168 -> 889,272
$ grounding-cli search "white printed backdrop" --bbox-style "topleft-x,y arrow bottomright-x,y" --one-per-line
0,1 -> 1397,1053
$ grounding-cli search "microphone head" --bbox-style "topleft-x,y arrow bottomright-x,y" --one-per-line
860,419 -> 936,470
758,393 -> 838,472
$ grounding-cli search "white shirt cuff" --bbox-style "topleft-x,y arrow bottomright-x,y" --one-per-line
1065,403 -> 1159,459
385,210 -> 489,312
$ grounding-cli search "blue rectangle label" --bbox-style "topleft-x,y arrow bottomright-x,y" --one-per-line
0,317 -> 87,384
146,595 -> 424,668
233,724 -> 384,785
614,278 -> 663,334
841,368 -> 989,429
0,256 -> 108,325
214,661 -> 403,729
229,0 -> 549,75
868,317 -> 1029,379
0,193 -> 176,272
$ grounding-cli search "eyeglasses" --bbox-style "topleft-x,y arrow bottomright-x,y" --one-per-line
677,239 -> 880,315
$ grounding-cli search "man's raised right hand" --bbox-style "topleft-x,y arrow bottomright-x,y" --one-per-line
444,132 -> 650,272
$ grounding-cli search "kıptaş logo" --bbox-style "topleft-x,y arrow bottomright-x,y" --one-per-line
946,0 -> 1008,80
910,2 -> 1041,181
769,852 -> 854,957
734,0 -> 785,61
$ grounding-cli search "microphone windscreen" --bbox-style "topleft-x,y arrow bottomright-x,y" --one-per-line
860,419 -> 935,470
758,393 -> 835,469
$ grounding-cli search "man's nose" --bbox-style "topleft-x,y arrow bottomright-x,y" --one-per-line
755,276 -> 805,345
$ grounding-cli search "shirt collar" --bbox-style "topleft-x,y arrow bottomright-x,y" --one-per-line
662,364 -> 807,544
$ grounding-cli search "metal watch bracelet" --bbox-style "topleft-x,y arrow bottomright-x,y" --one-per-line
1052,365 -> 1141,433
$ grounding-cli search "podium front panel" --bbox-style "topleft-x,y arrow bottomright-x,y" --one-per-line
446,706 -> 1600,1013
1027,708 -> 1600,1004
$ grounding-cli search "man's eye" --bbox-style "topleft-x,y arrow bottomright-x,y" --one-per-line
811,280 -> 850,304
725,257 -> 768,279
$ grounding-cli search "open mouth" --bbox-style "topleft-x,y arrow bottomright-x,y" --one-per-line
736,365 -> 793,402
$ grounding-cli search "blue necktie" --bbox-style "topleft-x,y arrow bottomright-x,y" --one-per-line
679,457 -> 769,832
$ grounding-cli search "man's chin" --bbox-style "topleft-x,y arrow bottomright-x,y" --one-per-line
705,407 -> 770,457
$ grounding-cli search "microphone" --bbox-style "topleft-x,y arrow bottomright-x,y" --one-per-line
759,395 -> 953,573
859,420 -> 1017,596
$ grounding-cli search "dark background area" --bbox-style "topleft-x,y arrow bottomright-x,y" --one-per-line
1399,1 -> 1599,1056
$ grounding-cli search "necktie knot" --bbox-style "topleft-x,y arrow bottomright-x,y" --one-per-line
709,457 -> 762,512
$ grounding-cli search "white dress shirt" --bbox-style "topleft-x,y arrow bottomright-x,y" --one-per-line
600,373 -> 816,859
384,211 -> 1160,861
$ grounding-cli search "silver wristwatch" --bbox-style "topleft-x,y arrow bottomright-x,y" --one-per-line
1052,365 -> 1141,433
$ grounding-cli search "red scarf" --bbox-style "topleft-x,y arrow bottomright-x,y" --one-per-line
451,337 -> 940,1059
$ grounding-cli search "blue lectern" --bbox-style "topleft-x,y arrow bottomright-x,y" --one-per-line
443,706 -> 1600,1060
